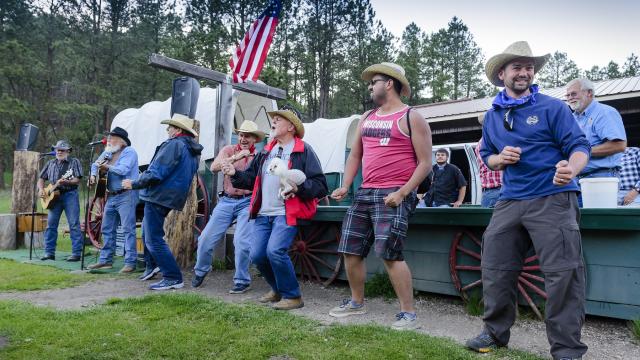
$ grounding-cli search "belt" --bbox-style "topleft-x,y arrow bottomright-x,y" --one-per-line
107,189 -> 130,196
221,192 -> 251,199
578,167 -> 619,179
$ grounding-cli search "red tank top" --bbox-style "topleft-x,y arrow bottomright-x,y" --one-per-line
360,107 -> 417,188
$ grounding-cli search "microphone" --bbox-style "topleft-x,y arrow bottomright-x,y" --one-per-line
87,138 -> 107,146
39,151 -> 56,157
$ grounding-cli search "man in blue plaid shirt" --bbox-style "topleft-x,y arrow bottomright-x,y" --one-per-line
618,147 -> 640,206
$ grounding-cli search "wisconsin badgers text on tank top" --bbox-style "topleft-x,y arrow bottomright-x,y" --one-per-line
361,107 -> 417,188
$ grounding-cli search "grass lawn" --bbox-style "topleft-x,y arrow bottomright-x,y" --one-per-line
0,259 -> 99,291
0,293 -> 542,360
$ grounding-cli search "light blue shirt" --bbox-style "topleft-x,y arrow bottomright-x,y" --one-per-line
574,100 -> 626,174
91,146 -> 139,192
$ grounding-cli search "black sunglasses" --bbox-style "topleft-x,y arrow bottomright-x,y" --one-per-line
369,78 -> 388,86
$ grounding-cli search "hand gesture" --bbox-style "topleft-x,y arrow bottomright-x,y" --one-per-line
499,146 -> 521,166
283,180 -> 298,200
383,191 -> 404,208
221,163 -> 236,176
553,160 -> 575,186
121,179 -> 133,190
623,189 -> 639,205
331,186 -> 348,201
89,175 -> 96,186
451,200 -> 463,208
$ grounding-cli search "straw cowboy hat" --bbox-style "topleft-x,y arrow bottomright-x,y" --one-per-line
361,62 -> 411,97
235,120 -> 266,141
485,41 -> 550,87
161,113 -> 199,137
51,140 -> 72,152
267,108 -> 305,139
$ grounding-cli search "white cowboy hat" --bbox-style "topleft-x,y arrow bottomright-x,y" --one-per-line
485,41 -> 550,87
160,113 -> 198,137
235,120 -> 266,141
361,62 -> 411,97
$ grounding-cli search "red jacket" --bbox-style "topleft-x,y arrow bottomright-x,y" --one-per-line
230,137 -> 328,226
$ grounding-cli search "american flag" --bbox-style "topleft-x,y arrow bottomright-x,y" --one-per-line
229,0 -> 282,83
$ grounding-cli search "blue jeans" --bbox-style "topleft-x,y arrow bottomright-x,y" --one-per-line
194,196 -> 253,285
577,169 -> 618,207
251,215 -> 300,299
481,187 -> 501,208
99,191 -> 138,266
143,201 -> 182,282
44,189 -> 82,257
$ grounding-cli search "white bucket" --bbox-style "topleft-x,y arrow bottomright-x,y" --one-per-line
578,177 -> 619,208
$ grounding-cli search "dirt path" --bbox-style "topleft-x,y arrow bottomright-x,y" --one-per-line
0,270 -> 637,359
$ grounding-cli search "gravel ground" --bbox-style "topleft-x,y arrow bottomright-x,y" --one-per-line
0,269 -> 638,359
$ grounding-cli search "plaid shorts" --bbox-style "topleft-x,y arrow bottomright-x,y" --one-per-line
338,187 -> 417,261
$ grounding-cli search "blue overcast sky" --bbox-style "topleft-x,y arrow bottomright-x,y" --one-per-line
369,0 -> 640,71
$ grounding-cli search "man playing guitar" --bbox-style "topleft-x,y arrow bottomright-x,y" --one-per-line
38,140 -> 84,261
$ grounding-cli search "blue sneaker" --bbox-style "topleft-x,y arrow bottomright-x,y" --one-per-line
139,267 -> 160,281
229,283 -> 251,294
149,279 -> 184,291
465,331 -> 502,353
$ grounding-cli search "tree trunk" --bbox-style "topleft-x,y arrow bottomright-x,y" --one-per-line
163,120 -> 200,268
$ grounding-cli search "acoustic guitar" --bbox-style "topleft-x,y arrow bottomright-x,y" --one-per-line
40,169 -> 74,209
92,153 -> 112,198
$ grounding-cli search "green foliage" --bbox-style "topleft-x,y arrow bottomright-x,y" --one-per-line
364,272 -> 396,300
537,51 -> 581,88
631,319 -> 640,341
464,290 -> 483,317
0,293 -> 544,359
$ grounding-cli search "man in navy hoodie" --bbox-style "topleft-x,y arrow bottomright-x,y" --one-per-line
465,42 -> 590,360
122,114 -> 203,290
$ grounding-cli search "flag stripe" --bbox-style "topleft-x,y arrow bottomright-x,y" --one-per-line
229,0 -> 281,83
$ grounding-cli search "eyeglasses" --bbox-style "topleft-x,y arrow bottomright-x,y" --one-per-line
369,78 -> 388,86
565,89 -> 590,99
503,108 -> 514,131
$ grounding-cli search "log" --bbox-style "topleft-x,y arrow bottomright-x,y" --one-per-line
164,120 -> 200,268
11,151 -> 39,214
0,214 -> 16,250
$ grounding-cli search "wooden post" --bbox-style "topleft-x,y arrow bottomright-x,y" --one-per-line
11,151 -> 39,248
164,120 -> 200,268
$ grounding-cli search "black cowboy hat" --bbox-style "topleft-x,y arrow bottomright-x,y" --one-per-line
108,127 -> 131,146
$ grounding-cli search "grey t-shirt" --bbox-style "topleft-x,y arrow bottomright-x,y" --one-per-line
258,140 -> 295,216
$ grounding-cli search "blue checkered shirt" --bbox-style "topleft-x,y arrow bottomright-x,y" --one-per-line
618,147 -> 640,191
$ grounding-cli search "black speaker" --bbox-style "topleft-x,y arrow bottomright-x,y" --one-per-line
16,123 -> 39,151
171,77 -> 200,119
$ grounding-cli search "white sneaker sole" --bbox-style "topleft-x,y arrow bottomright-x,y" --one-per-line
328,308 -> 367,318
150,282 -> 184,291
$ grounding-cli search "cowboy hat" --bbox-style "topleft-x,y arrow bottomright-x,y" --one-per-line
160,113 -> 199,137
234,120 -> 266,141
51,140 -> 72,152
108,126 -> 131,146
267,108 -> 305,139
485,41 -> 550,87
361,62 -> 411,97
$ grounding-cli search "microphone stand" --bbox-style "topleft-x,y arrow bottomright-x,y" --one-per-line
29,155 -> 48,260
80,143 -> 99,270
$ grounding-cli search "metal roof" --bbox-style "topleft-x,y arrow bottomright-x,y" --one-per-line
415,75 -> 640,123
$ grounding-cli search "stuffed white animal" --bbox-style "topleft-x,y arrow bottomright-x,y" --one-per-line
267,157 -> 307,199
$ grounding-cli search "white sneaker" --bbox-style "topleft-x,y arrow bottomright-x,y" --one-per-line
391,312 -> 418,331
329,299 -> 366,318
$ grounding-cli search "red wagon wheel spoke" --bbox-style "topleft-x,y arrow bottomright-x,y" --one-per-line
191,175 -> 210,248
450,228 -> 546,319
289,224 -> 342,286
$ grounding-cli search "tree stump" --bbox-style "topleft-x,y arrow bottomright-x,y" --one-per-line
163,120 -> 200,268
11,151 -> 39,214
12,151 -> 39,248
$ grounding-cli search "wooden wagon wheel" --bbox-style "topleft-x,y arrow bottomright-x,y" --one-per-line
86,196 -> 106,249
289,223 -> 343,287
449,229 -> 547,320
192,175 -> 210,238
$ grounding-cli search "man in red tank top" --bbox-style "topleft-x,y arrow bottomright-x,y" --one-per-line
329,62 -> 432,330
